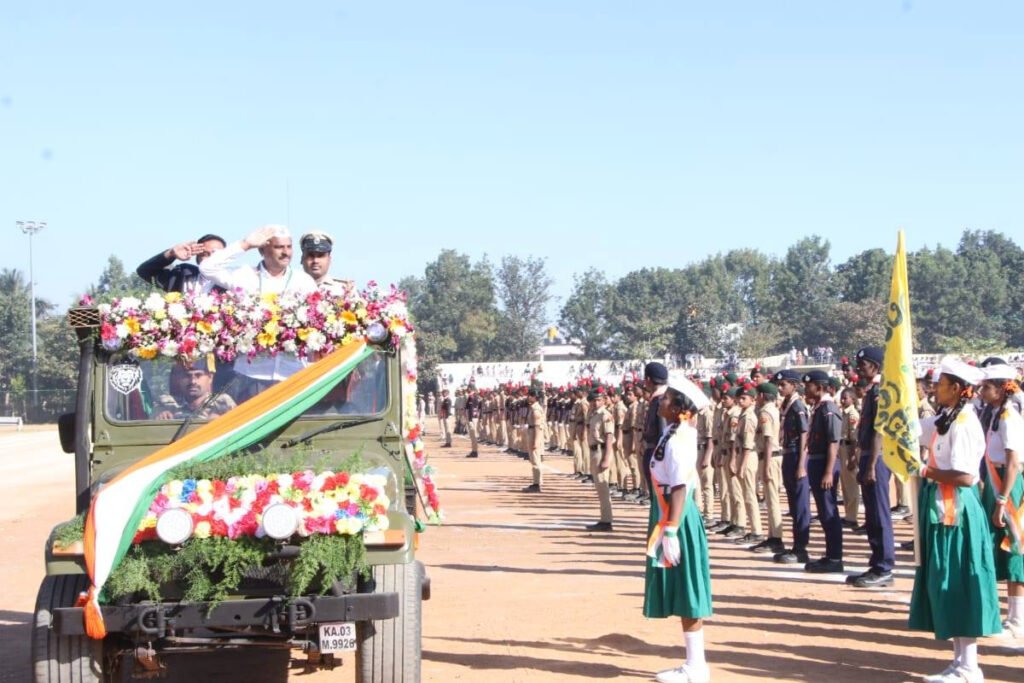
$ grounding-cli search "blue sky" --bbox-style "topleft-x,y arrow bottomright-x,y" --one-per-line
1,1 -> 1021,312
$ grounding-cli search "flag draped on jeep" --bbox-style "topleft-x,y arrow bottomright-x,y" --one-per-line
82,341 -> 375,639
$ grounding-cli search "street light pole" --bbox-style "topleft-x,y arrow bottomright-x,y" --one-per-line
16,220 -> 46,408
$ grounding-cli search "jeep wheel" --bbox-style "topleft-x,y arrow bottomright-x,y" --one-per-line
32,575 -> 104,683
355,561 -> 422,683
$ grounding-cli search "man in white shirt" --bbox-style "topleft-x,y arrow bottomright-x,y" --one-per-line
200,225 -> 317,297
200,226 -> 318,394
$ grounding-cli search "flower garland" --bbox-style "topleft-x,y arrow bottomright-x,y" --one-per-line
402,336 -> 443,523
133,470 -> 390,544
87,282 -> 412,363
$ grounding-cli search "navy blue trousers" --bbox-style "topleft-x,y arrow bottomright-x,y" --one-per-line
858,453 -> 896,573
808,457 -> 843,561
781,449 -> 810,554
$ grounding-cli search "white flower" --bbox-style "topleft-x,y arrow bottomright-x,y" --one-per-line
160,340 -> 179,357
306,330 -> 327,352
282,339 -> 297,354
120,296 -> 142,311
167,302 -> 187,321
143,293 -> 165,313
115,323 -> 131,339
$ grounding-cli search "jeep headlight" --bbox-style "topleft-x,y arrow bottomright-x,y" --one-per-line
261,503 -> 300,540
156,508 -> 194,545
365,322 -> 388,344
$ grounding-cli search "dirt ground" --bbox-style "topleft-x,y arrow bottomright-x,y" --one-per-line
2,425 -> 1022,682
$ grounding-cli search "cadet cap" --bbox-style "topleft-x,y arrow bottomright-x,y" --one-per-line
802,370 -> 831,385
856,346 -> 884,367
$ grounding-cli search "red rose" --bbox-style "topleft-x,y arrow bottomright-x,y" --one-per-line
211,519 -> 229,537
337,472 -> 350,487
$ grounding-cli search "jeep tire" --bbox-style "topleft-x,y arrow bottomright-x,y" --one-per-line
355,560 -> 422,683
32,575 -> 104,683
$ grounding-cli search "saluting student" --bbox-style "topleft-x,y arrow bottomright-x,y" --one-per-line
644,379 -> 713,683
910,358 -> 1000,683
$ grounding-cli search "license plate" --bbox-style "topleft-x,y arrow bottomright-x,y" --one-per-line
319,621 -> 357,653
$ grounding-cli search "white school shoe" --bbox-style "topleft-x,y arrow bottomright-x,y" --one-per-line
1000,618 -> 1024,638
954,665 -> 984,683
655,664 -> 711,683
920,664 -> 960,683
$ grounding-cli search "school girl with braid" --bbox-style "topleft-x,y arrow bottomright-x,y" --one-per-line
910,357 -> 1000,683
644,378 -> 713,683
977,362 -> 1024,637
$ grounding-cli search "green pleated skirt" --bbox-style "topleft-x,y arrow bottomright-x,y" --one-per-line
980,464 -> 1024,583
643,494 -> 713,619
908,480 -> 1001,640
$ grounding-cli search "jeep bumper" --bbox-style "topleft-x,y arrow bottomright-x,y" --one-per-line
52,592 -> 399,637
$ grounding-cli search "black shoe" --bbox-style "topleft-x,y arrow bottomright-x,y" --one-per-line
715,523 -> 736,535
522,484 -> 541,493
710,521 -> 731,533
735,533 -> 764,546
901,540 -> 915,551
581,475 -> 593,483
753,538 -> 785,554
585,521 -> 613,532
841,519 -> 859,529
891,505 -> 911,521
774,550 -> 809,564
466,451 -> 478,458
853,523 -> 868,534
723,527 -> 746,539
851,570 -> 894,588
805,558 -> 844,574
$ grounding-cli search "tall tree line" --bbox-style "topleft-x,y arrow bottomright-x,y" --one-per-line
560,229 -> 1024,362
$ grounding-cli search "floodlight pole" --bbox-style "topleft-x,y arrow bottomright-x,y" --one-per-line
16,220 -> 46,407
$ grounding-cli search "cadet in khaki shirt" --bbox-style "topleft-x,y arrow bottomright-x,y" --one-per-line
620,387 -> 639,499
733,386 -> 763,543
708,387 -> 731,532
753,382 -> 785,554
696,387 -> 716,524
839,388 -> 861,528
586,390 -> 616,531
524,389 -> 546,493
612,389 -> 629,493
720,388 -> 745,538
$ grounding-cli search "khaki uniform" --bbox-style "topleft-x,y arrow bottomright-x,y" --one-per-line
758,401 -> 784,540
613,399 -> 628,488
696,404 -> 715,520
712,403 -> 730,524
587,404 -> 616,523
840,404 -> 861,524
736,404 -> 762,536
572,398 -> 587,475
621,399 -> 639,493
725,405 -> 743,526
528,400 -> 545,487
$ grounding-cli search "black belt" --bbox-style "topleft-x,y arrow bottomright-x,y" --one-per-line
527,426 -> 536,431
590,445 -> 600,451
842,439 -> 855,445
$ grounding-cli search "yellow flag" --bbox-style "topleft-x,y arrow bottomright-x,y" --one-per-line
875,230 -> 921,481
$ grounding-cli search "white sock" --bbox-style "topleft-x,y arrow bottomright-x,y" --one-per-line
952,637 -> 962,665
1009,595 -> 1024,622
685,629 -> 707,670
957,638 -> 978,671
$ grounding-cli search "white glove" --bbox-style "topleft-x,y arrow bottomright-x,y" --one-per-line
661,528 -> 681,567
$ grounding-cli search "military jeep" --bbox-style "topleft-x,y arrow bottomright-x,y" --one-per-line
33,307 -> 428,682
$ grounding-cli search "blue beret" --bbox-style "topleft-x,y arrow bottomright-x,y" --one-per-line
772,369 -> 802,383
856,346 -> 884,366
644,362 -> 668,384
802,369 -> 831,384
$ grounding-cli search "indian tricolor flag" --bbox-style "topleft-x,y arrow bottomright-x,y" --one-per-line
82,341 -> 374,639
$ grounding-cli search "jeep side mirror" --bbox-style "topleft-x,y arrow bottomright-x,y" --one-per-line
57,413 -> 75,454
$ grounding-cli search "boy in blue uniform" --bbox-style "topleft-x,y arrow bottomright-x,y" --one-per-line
848,346 -> 896,588
802,370 -> 844,573
772,370 -> 811,565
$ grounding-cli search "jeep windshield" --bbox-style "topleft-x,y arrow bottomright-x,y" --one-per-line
103,350 -> 389,424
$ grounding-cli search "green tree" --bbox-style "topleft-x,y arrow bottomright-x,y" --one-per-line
402,250 -> 500,377
492,256 -> 553,360
835,248 -> 891,303
89,255 -> 149,298
559,268 -> 613,358
773,236 -> 836,348
0,269 -> 33,393
607,268 -> 688,359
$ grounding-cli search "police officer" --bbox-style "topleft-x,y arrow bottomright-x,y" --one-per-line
438,388 -> 453,447
586,388 -> 616,531
803,370 -> 844,573
464,385 -> 481,458
524,388 -> 546,492
773,370 -> 811,565
299,231 -> 352,296
848,346 -> 895,588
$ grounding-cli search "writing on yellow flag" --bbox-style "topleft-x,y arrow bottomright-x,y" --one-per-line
874,230 -> 921,481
